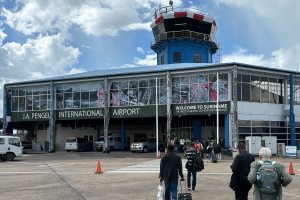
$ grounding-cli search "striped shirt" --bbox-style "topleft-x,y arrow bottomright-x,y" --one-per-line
185,148 -> 196,165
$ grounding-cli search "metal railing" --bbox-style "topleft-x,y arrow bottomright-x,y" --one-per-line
153,30 -> 214,44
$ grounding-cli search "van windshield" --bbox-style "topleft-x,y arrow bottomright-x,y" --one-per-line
66,138 -> 76,143
97,138 -> 104,142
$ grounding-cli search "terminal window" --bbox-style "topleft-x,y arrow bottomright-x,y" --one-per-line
194,53 -> 201,63
173,52 -> 181,62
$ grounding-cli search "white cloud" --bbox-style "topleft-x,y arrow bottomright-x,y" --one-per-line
134,54 -> 157,66
2,0 -> 179,37
67,68 -> 87,75
222,47 -> 273,67
137,47 -> 144,54
272,43 -> 300,70
0,33 -> 81,82
0,29 -> 7,45
213,0 -> 300,47
122,22 -> 152,32
223,44 -> 300,71
110,63 -> 137,69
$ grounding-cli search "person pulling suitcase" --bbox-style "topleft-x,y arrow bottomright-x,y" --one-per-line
159,145 -> 184,200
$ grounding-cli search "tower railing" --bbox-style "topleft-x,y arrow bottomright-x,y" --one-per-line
153,30 -> 214,44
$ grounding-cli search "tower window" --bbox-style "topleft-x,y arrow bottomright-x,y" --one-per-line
173,52 -> 181,62
161,55 -> 164,65
194,53 -> 201,63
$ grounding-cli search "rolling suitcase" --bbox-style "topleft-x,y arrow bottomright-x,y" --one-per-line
212,154 -> 217,163
178,180 -> 192,200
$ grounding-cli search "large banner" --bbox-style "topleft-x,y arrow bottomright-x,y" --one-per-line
10,101 -> 230,121
172,101 -> 230,116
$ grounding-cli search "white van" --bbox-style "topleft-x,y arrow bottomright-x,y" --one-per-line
0,136 -> 23,161
65,137 -> 93,152
94,133 -> 127,151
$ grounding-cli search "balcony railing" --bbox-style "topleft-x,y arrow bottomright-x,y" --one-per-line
153,30 -> 214,44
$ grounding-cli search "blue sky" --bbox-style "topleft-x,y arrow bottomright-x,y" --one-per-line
1,0 -> 300,118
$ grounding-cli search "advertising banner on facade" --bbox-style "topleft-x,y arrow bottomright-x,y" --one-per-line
10,101 -> 230,121
172,101 -> 230,116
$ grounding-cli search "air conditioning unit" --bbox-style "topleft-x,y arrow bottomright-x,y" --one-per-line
261,136 -> 277,155
277,143 -> 285,157
245,136 -> 261,155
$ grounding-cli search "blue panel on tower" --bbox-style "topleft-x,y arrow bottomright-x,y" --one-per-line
156,39 -> 214,65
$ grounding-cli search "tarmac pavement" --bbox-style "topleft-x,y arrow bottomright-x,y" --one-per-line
0,151 -> 299,200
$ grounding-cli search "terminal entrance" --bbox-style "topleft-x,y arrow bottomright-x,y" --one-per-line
171,115 -> 225,146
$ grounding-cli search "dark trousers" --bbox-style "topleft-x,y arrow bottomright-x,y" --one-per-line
234,178 -> 252,200
165,181 -> 178,200
187,166 -> 197,189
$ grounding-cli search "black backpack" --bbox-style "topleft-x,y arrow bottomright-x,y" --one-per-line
192,154 -> 204,172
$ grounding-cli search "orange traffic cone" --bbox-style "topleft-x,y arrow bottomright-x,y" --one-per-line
158,151 -> 161,158
95,160 -> 103,174
289,161 -> 295,175
165,148 -> 168,154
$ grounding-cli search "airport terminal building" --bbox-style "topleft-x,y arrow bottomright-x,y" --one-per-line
2,5 -> 300,151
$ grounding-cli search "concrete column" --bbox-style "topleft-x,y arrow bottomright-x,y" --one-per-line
49,81 -> 55,152
232,65 -> 238,149
103,77 -> 110,153
2,86 -> 7,135
121,119 -> 125,150
290,73 -> 296,146
96,124 -> 100,139
167,71 -> 172,146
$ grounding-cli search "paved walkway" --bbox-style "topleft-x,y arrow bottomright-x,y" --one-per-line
0,151 -> 298,200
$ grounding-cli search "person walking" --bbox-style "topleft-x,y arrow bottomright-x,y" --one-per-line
184,143 -> 197,192
247,147 -> 292,200
160,145 -> 184,200
214,142 -> 223,162
174,137 -> 179,153
179,138 -> 185,153
206,141 -> 214,162
229,143 -> 255,200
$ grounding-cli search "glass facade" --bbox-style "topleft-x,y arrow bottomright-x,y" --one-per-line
56,83 -> 105,110
237,74 -> 289,104
172,73 -> 228,103
11,72 -> 300,112
11,87 -> 50,111
110,79 -> 167,106
10,73 -> 229,111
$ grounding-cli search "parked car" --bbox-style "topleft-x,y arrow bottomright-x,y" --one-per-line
130,138 -> 166,153
21,141 -> 32,149
65,137 -> 93,152
94,133 -> 127,151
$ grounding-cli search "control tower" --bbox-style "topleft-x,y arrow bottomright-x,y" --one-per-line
150,1 -> 218,65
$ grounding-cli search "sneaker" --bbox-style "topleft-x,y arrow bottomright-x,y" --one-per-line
192,188 -> 195,192
187,187 -> 191,191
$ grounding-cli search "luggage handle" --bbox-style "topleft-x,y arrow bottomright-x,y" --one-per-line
179,179 -> 187,193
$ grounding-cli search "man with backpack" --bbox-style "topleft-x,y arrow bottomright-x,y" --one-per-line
248,147 -> 292,200
230,143 -> 255,200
